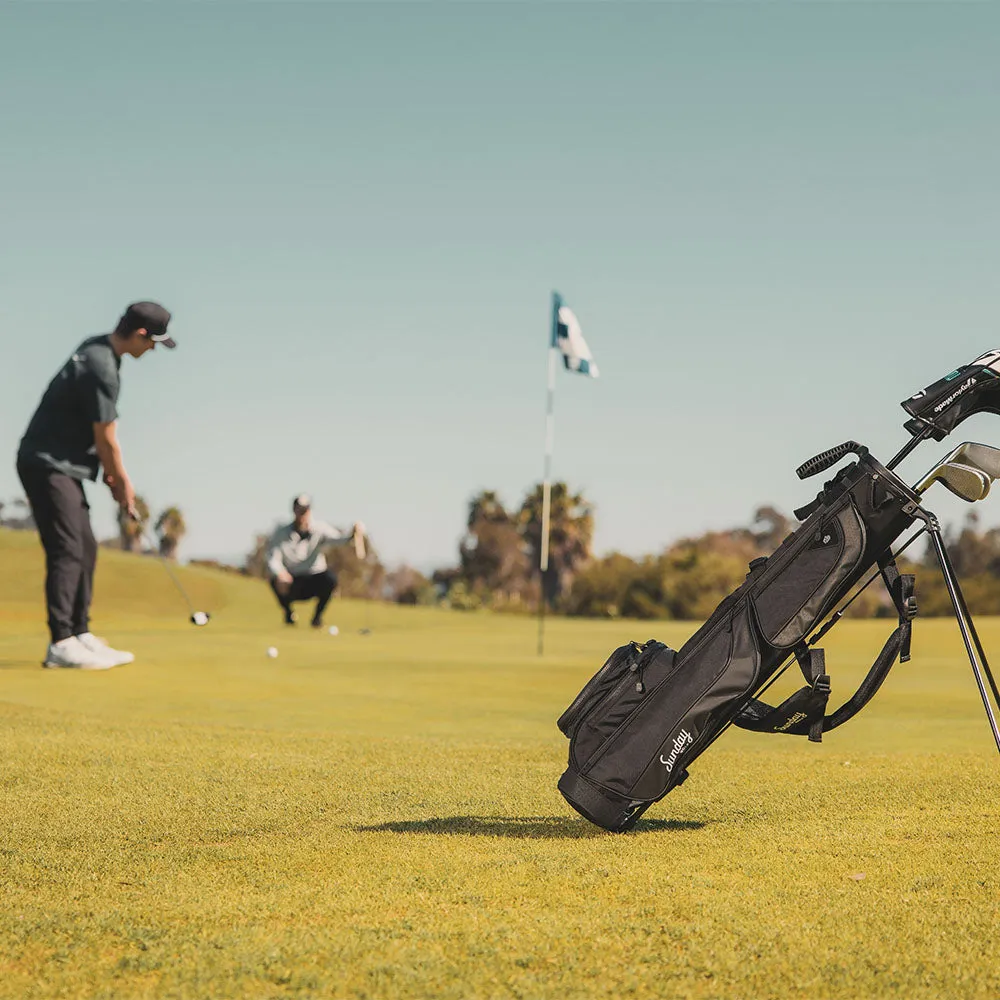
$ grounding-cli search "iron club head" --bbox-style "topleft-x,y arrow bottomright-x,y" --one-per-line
948,442 -> 1000,480
915,442 -> 1000,502
931,463 -> 990,502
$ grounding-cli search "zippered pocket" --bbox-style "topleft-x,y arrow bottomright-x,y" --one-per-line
570,643 -> 676,769
558,642 -> 641,737
752,499 -> 866,648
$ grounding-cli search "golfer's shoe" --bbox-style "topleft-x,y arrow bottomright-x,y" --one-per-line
284,609 -> 297,626
311,615 -> 324,629
43,636 -> 116,670
77,632 -> 135,666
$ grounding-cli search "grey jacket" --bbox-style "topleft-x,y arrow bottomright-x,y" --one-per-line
266,520 -> 352,578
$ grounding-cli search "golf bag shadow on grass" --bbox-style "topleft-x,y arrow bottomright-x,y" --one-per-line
558,350 -> 1000,833
354,815 -> 706,839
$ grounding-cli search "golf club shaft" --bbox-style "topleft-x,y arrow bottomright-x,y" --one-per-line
928,527 -> 1000,755
887,426 -> 934,471
143,530 -> 197,615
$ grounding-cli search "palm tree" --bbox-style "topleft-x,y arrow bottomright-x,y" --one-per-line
519,482 -> 594,607
466,490 -> 509,529
156,506 -> 187,560
460,490 -> 530,604
118,495 -> 150,553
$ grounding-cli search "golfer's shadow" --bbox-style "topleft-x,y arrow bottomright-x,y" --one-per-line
355,815 -> 706,839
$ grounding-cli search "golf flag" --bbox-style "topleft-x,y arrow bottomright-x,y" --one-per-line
538,292 -> 599,655
554,304 -> 599,378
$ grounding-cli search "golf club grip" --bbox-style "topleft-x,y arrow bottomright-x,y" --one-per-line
796,441 -> 868,480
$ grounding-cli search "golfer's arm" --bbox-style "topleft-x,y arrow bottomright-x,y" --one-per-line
265,539 -> 287,578
319,524 -> 352,546
93,421 -> 129,485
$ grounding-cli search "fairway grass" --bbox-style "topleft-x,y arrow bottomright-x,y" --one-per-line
1,528 -> 999,999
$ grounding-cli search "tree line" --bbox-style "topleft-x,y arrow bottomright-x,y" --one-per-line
9,484 -> 1000,618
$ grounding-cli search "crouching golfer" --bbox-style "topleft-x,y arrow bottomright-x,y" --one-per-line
16,301 -> 176,669
266,495 -> 363,628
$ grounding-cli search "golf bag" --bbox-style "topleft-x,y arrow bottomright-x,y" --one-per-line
557,443 -> 923,832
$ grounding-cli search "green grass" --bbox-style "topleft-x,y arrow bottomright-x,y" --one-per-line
1,526 -> 999,999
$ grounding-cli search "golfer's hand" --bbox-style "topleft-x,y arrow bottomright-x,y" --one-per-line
106,473 -> 136,515
352,521 -> 365,539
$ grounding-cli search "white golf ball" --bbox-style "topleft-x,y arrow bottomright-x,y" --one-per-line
266,646 -> 278,658
328,625 -> 339,636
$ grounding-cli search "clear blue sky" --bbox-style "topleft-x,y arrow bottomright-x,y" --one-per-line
2,3 -> 999,567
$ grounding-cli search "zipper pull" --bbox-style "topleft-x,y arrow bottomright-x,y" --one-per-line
629,660 -> 644,693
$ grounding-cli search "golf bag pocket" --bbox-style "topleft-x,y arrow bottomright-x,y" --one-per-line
559,641 -> 677,765
557,641 -> 648,739
752,500 -> 866,648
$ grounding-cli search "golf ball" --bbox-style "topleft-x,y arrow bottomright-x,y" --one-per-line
192,611 -> 209,626
266,646 -> 278,658
328,625 -> 339,636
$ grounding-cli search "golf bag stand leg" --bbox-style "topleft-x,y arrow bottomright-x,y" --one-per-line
923,512 -> 1000,755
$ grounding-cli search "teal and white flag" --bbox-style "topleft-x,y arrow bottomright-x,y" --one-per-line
554,303 -> 599,378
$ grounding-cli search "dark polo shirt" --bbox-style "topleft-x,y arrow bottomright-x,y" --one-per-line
18,335 -> 121,482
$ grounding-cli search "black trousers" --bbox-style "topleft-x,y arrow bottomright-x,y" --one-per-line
269,570 -> 337,620
17,459 -> 97,643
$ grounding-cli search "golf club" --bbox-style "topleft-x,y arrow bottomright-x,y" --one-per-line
917,461 -> 990,502
141,528 -> 212,627
915,442 -> 1000,501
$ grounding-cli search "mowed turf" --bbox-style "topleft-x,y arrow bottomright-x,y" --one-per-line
1,528 -> 999,1000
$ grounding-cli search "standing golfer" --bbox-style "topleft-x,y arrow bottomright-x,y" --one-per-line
17,301 -> 176,669
266,495 -> 363,627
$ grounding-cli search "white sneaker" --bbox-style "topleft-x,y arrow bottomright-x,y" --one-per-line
77,632 -> 135,666
43,636 -> 116,670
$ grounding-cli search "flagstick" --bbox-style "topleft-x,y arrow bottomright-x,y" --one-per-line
538,292 -> 561,656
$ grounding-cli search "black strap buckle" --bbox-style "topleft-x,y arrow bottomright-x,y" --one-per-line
902,595 -> 918,621
812,673 -> 831,696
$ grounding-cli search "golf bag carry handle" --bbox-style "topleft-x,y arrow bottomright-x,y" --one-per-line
796,441 -> 869,481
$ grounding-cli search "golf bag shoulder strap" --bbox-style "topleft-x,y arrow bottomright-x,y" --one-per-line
879,552 -> 917,663
735,560 -> 916,741
734,646 -> 830,743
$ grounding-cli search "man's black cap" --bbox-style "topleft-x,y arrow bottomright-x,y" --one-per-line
119,301 -> 176,349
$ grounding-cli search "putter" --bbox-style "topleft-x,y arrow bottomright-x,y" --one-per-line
140,527 -> 212,627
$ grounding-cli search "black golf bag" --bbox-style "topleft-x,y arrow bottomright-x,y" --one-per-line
557,350 -> 1000,832
557,443 -> 923,832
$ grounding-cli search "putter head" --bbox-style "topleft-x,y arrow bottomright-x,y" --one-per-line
191,611 -> 211,627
